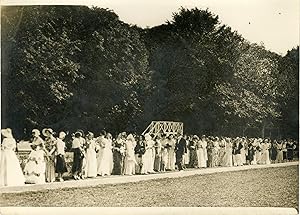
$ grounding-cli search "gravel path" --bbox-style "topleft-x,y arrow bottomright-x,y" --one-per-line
1,165 -> 298,208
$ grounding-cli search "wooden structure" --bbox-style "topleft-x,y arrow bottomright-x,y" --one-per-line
142,121 -> 183,137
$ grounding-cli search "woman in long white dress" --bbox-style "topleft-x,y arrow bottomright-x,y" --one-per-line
124,134 -> 137,175
260,139 -> 271,165
98,133 -> 114,176
255,138 -> 262,164
0,128 -> 25,186
166,135 -> 176,171
96,131 -> 106,175
160,135 -> 169,172
85,132 -> 97,178
224,138 -> 233,167
142,133 -> 155,174
197,136 -> 207,168
218,138 -> 226,167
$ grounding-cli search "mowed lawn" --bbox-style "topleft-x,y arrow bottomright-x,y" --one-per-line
1,165 -> 298,208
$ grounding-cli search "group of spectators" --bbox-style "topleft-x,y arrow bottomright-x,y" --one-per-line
0,127 -> 298,186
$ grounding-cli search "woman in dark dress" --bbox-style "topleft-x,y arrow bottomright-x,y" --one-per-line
154,136 -> 162,172
134,136 -> 146,174
286,140 -> 296,161
42,128 -> 57,183
206,138 -> 214,168
269,140 -> 277,163
188,135 -> 198,168
247,141 -> 255,165
112,133 -> 126,175
71,131 -> 85,180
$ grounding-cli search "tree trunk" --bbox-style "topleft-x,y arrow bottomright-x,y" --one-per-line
243,126 -> 248,136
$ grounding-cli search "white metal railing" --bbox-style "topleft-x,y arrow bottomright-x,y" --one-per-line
141,121 -> 184,137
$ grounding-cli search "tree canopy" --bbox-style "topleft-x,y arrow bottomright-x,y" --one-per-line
1,6 -> 298,139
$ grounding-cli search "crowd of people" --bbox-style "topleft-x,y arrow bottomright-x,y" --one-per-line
0,127 -> 298,187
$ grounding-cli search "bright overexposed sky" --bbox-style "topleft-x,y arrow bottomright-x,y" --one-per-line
1,0 -> 299,55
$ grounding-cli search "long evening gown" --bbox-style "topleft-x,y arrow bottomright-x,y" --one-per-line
0,137 -> 25,186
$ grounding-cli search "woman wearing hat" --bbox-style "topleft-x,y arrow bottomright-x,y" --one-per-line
218,137 -> 226,167
134,135 -> 146,174
160,134 -> 168,172
0,128 -> 25,186
286,140 -> 296,162
224,137 -> 233,167
153,136 -> 162,172
71,131 -> 85,180
55,131 -> 68,182
31,129 -> 44,147
97,131 -> 114,176
269,140 -> 278,164
42,128 -> 57,183
197,135 -> 207,168
246,140 -> 255,165
105,133 -> 114,175
188,135 -> 198,168
112,133 -> 126,175
96,130 -> 107,176
123,134 -> 137,175
142,133 -> 155,174
85,132 -> 97,178
24,129 -> 46,184
212,137 -> 220,167
232,138 -> 243,166
260,139 -> 271,165
166,135 -> 176,171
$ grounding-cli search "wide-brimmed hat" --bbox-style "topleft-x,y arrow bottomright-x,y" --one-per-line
127,134 -> 135,141
106,132 -> 112,139
87,131 -> 94,138
32,129 -> 41,136
1,128 -> 13,138
192,135 -> 199,140
144,133 -> 152,141
42,128 -> 54,136
74,131 -> 83,137
59,131 -> 66,139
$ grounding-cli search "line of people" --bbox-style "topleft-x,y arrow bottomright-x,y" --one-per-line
0,128 -> 298,187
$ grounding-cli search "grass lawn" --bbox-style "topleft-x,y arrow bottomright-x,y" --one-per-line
0,165 -> 298,208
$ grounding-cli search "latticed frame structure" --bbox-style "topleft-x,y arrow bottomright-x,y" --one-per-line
142,121 -> 184,138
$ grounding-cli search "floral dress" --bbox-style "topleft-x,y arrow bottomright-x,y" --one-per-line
24,148 -> 46,184
44,136 -> 57,182
112,138 -> 125,175
124,139 -> 137,175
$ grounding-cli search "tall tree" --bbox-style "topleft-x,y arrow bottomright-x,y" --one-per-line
143,8 -> 244,134
278,46 -> 299,139
215,43 -> 283,137
2,6 -> 150,137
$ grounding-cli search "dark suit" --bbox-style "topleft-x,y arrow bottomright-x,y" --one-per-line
175,137 -> 187,170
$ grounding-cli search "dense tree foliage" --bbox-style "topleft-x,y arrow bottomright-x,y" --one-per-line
143,8 -> 245,135
2,6 -> 150,138
277,46 -> 299,139
1,6 -> 298,139
215,43 -> 283,136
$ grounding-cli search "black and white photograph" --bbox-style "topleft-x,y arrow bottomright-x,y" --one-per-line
0,0 -> 299,214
